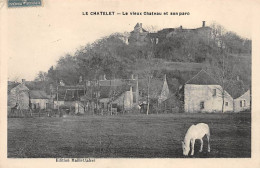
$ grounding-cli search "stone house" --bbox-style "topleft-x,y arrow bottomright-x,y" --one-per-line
53,85 -> 85,110
29,90 -> 50,110
8,79 -> 53,111
109,86 -> 134,111
225,78 -> 251,113
138,75 -> 170,113
96,76 -> 139,112
184,70 -> 234,113
233,90 -> 251,112
8,80 -> 30,110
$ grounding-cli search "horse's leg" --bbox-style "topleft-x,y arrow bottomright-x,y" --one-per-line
207,134 -> 210,152
199,139 -> 203,152
191,139 -> 195,156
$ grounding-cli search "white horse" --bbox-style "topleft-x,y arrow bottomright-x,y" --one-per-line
182,123 -> 210,156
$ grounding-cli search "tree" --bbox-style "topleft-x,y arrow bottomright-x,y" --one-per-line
134,56 -> 163,115
9,75 -> 20,83
35,71 -> 48,81
75,33 -> 133,80
205,40 -> 241,113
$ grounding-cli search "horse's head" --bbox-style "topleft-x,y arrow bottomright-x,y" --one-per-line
182,141 -> 190,156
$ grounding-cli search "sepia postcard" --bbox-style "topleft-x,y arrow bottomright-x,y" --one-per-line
0,0 -> 260,168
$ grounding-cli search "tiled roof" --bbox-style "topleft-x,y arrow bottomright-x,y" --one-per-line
138,78 -> 165,99
225,80 -> 250,99
55,86 -> 85,101
8,83 -> 20,92
100,84 -> 132,99
185,70 -> 218,85
30,90 -> 49,99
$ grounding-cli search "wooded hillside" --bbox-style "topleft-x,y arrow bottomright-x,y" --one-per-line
35,23 -> 251,93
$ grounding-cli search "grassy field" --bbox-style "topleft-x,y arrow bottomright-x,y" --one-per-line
8,113 -> 251,158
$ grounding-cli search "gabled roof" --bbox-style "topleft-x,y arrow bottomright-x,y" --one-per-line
30,90 -> 49,99
100,84 -> 132,99
225,80 -> 250,99
138,78 -> 165,99
8,83 -> 29,93
8,83 -> 20,92
55,85 -> 85,101
98,79 -> 137,98
185,70 -> 218,85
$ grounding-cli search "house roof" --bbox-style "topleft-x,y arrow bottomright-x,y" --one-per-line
185,70 -> 250,99
8,83 -> 20,92
99,79 -> 124,86
100,84 -> 133,99
8,83 -> 30,94
30,90 -> 49,99
55,85 -> 85,101
24,81 -> 48,90
97,79 -> 138,98
108,86 -> 133,103
225,80 -> 250,99
138,78 -> 165,99
185,70 -> 218,85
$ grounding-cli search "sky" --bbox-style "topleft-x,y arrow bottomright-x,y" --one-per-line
1,0 -> 256,81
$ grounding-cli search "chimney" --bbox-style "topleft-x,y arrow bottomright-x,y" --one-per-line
180,25 -> 183,29
21,79 -> 26,84
131,74 -> 134,80
202,21 -> 206,27
79,76 -> 83,83
140,23 -> 142,28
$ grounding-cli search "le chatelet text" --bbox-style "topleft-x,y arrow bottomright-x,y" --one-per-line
82,12 -> 115,15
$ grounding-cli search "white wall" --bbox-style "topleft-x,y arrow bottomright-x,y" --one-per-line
234,90 -> 251,112
124,90 -> 133,110
75,101 -> 85,114
112,90 -> 134,110
184,84 -> 233,113
31,99 -> 49,109
53,101 -> 65,109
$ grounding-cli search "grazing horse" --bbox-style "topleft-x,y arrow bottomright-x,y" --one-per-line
182,123 -> 210,156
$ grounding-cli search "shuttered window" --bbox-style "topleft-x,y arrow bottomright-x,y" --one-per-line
200,101 -> 204,109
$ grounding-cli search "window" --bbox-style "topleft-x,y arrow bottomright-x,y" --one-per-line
112,103 -> 117,108
200,101 -> 205,110
213,89 -> 216,97
240,100 -> 246,107
34,103 -> 40,109
100,102 -> 104,109
225,102 -> 228,106
46,103 -> 49,109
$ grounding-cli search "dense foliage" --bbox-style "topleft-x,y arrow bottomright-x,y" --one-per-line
35,24 -> 251,92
